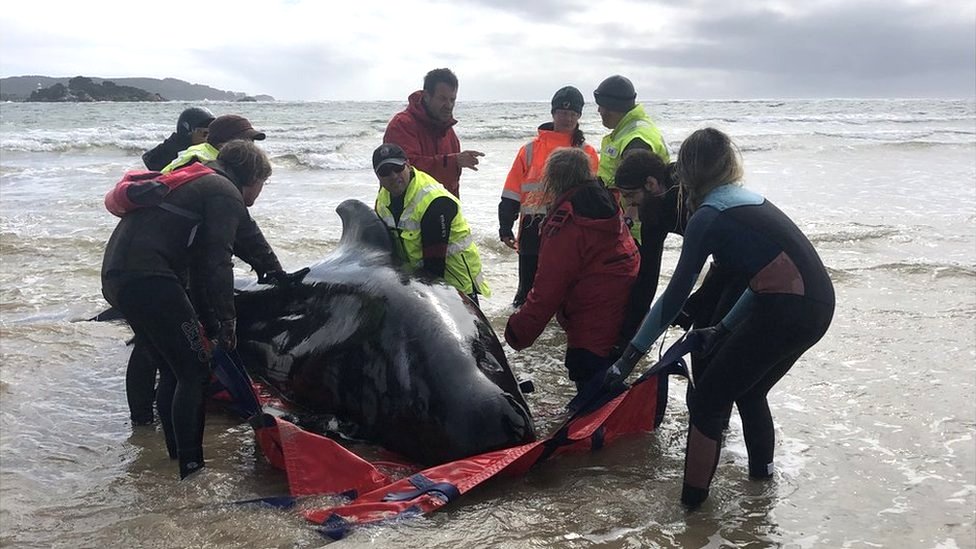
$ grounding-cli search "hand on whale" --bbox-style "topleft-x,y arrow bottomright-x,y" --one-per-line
234,199 -> 536,465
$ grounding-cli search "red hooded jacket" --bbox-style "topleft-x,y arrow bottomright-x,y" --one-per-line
384,90 -> 462,197
505,183 -> 639,357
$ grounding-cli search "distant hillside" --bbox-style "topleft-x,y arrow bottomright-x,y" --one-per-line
0,75 -> 274,102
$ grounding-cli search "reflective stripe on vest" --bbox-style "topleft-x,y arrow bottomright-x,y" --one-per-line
597,104 -> 669,188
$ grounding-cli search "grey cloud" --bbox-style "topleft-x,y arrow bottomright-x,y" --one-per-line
589,2 -> 976,97
436,0 -> 589,22
189,44 -> 368,99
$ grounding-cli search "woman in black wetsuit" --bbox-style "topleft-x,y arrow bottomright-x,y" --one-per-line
611,128 -> 835,507
614,150 -> 750,341
102,140 -> 283,479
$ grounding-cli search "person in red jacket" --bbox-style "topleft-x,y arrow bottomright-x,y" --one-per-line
499,86 -> 600,308
505,147 -> 639,402
384,68 -> 483,198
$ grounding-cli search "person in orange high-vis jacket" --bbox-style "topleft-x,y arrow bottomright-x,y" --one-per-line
499,86 -> 600,307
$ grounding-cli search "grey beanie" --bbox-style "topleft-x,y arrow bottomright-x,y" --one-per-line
593,75 -> 637,112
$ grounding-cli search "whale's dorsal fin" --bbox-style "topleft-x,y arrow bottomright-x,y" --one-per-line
336,199 -> 396,259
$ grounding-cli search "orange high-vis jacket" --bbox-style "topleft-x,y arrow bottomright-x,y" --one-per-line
501,129 -> 600,223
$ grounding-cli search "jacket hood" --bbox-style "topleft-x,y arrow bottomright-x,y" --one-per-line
406,90 -> 457,132
551,183 -> 625,234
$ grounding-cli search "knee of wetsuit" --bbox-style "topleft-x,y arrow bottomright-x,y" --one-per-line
687,395 -> 728,441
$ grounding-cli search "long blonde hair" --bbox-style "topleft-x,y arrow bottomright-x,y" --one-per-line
676,128 -> 743,211
542,147 -> 594,201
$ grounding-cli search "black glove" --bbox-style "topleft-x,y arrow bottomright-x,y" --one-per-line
216,318 -> 237,351
199,315 -> 220,340
671,308 -> 695,331
258,267 -> 310,286
689,323 -> 730,359
603,343 -> 646,388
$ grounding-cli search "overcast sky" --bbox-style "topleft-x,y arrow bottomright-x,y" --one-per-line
1,0 -> 973,101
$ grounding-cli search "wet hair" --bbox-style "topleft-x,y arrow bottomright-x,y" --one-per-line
676,127 -> 743,211
614,149 -> 676,191
542,147 -> 594,200
423,68 -> 458,93
217,140 -> 272,187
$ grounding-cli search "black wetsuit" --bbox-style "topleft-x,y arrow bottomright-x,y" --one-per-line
102,161 -> 281,478
629,184 -> 835,505
126,134 -> 210,423
621,187 -> 749,341
142,132 -> 192,172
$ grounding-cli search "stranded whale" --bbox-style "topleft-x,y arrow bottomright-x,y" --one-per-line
233,199 -> 536,465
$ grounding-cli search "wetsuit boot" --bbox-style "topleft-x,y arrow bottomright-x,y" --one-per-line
681,424 -> 722,508
179,448 -> 205,480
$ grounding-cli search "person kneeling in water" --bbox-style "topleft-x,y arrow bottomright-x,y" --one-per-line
505,147 -> 639,404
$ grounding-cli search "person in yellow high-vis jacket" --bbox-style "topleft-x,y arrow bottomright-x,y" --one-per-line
593,75 -> 670,242
161,115 -> 267,173
373,143 -> 490,304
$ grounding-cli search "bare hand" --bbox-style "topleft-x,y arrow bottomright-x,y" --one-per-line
502,236 -> 517,250
457,150 -> 485,170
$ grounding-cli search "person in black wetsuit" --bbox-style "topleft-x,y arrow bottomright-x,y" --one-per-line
142,107 -> 215,171
615,150 -> 749,345
610,128 -> 835,507
102,140 -> 287,479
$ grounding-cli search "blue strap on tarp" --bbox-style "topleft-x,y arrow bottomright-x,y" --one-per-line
381,474 -> 460,503
211,348 -> 262,419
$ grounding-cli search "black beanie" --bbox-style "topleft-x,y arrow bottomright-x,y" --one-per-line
551,86 -> 584,115
594,75 -> 637,112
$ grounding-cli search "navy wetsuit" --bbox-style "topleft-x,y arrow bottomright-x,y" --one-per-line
630,184 -> 834,505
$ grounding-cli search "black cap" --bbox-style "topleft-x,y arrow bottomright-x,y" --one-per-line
594,75 -> 637,112
176,107 -> 215,136
551,86 -> 584,115
373,143 -> 408,172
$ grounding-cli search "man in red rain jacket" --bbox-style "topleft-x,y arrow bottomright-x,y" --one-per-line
384,68 -> 483,198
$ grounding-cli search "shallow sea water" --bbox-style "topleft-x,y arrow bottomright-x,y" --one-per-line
1,99 -> 974,548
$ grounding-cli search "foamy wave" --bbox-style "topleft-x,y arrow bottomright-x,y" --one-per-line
809,225 -> 902,244
857,261 -> 976,279
270,152 -> 369,171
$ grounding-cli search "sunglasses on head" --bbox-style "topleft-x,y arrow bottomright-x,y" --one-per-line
377,163 -> 406,177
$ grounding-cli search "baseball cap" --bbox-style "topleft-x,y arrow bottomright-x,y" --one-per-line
372,143 -> 408,173
207,115 -> 266,146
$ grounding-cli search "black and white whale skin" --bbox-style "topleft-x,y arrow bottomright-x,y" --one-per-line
234,199 -> 536,465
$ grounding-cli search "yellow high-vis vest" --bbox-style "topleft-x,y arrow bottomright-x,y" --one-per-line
376,168 -> 490,297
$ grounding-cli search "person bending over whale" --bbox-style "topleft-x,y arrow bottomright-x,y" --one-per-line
505,147 -> 639,403
373,143 -> 490,304
102,140 -> 287,479
613,150 -> 749,349
608,128 -> 835,507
